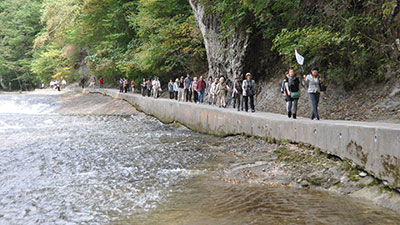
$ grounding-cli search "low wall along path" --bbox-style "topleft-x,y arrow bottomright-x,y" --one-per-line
89,88 -> 400,189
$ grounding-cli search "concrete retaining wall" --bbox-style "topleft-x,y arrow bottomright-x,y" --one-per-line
90,89 -> 400,189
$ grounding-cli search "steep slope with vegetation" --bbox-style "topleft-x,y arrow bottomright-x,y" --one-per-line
192,0 -> 399,87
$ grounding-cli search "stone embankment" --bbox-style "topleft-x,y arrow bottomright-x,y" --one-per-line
88,88 -> 400,191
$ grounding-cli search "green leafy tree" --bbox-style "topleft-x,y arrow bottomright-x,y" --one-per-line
0,0 -> 42,90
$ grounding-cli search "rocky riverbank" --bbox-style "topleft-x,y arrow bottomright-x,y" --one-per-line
213,135 -> 400,212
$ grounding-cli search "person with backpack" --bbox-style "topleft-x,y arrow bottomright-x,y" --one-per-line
280,71 -> 289,100
232,76 -> 242,111
242,73 -> 256,112
284,68 -> 300,119
303,67 -> 323,120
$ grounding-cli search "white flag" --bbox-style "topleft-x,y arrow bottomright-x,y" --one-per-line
295,49 -> 304,65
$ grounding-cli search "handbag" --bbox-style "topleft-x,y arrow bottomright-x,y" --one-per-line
319,83 -> 327,92
290,92 -> 300,99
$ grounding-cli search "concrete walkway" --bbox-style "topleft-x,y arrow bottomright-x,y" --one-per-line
89,88 -> 400,189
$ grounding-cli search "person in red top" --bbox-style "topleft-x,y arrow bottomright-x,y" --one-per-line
99,77 -> 104,88
197,76 -> 207,104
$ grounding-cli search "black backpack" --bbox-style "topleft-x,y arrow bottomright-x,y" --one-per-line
280,79 -> 286,93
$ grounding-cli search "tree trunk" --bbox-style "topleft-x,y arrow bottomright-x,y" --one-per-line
188,0 -> 251,82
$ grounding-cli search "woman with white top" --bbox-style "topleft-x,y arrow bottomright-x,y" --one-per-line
303,67 -> 322,120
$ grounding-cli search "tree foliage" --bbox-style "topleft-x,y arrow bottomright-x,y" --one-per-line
31,0 -> 207,88
0,0 -> 42,90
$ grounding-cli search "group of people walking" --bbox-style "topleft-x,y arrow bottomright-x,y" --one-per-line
140,77 -> 161,98
119,66 -> 324,120
119,78 -> 136,93
49,79 -> 66,91
281,67 -> 324,120
162,73 -> 256,113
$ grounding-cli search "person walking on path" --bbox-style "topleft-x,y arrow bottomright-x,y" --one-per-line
131,80 -> 136,92
192,77 -> 199,103
281,71 -> 289,100
178,76 -> 185,101
210,78 -> 219,105
242,73 -> 256,112
173,78 -> 179,100
168,79 -> 175,99
81,77 -> 85,89
99,77 -> 104,88
147,79 -> 152,97
124,78 -> 129,93
284,68 -> 300,119
206,77 -> 213,104
197,76 -> 206,104
141,78 -> 147,96
216,77 -> 228,108
152,77 -> 161,98
303,67 -> 322,120
61,79 -> 67,89
119,78 -> 124,92
232,76 -> 242,111
184,73 -> 192,102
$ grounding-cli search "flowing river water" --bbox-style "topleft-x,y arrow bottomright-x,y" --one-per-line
0,92 -> 399,225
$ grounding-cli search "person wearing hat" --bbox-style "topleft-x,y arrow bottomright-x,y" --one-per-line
232,75 -> 243,111
242,73 -> 256,112
303,67 -> 322,120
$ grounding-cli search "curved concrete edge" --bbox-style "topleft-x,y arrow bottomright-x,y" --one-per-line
88,88 -> 400,189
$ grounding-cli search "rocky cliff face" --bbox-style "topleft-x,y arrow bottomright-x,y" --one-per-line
189,0 -> 251,82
